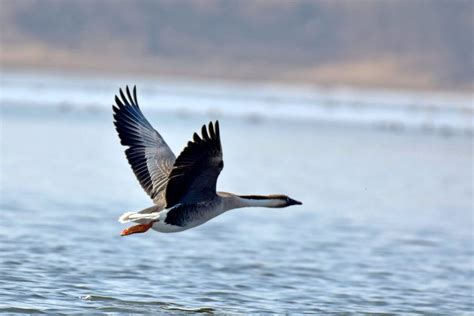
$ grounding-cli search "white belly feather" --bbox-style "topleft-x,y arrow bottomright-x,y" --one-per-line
119,201 -> 226,234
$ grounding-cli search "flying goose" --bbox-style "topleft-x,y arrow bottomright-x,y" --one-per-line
113,86 -> 302,236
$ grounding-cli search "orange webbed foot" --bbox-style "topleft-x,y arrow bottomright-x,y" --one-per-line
120,223 -> 153,236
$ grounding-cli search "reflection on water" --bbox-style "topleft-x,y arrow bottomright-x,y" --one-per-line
0,74 -> 473,313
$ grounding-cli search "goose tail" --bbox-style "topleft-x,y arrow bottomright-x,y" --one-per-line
118,211 -> 161,223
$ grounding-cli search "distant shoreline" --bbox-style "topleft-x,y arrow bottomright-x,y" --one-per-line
2,1 -> 472,94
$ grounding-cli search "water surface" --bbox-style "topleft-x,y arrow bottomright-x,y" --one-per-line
0,74 -> 473,313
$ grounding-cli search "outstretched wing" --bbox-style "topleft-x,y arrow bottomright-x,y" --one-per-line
165,121 -> 223,207
113,86 -> 176,206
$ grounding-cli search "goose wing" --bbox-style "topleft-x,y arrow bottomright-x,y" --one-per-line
113,86 -> 176,206
165,121 -> 223,207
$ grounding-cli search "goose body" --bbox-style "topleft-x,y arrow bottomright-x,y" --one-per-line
113,86 -> 302,236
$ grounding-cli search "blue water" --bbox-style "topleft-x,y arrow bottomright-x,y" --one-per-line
0,73 -> 473,313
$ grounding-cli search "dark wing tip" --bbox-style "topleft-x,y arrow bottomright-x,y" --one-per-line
201,124 -> 210,140
114,95 -> 124,108
214,121 -> 221,149
207,121 -> 213,136
133,85 -> 138,104
115,85 -> 138,108
119,88 -> 128,106
125,86 -> 135,106
193,132 -> 201,143
215,120 -> 220,138
193,121 -> 222,143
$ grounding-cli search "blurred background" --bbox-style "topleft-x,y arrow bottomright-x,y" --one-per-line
1,0 -> 474,90
1,0 -> 473,314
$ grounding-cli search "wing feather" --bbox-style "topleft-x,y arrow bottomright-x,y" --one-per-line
165,121 -> 223,207
113,85 -> 176,206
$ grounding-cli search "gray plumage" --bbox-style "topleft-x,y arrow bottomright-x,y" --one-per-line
113,86 -> 175,210
113,86 -> 301,236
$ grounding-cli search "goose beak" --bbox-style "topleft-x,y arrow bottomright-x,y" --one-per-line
288,198 -> 302,206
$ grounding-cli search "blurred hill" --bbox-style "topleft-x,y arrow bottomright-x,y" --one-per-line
1,0 -> 473,91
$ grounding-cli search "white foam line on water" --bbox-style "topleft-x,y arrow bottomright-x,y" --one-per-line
1,70 -> 473,134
